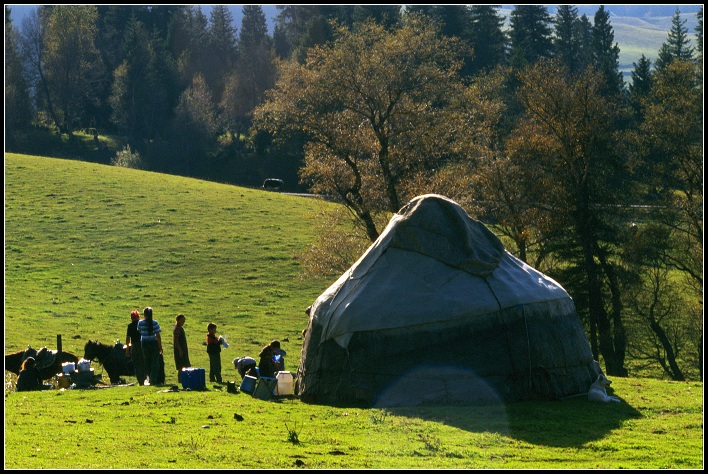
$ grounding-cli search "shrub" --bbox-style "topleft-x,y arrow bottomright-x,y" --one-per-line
111,144 -> 142,169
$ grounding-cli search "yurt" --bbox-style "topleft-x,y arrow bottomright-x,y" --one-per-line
296,194 -> 601,406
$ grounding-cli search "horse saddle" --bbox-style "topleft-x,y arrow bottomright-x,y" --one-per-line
23,346 -> 57,370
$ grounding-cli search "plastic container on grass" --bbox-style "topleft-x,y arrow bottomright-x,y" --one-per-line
181,367 -> 206,390
239,375 -> 257,394
276,371 -> 293,396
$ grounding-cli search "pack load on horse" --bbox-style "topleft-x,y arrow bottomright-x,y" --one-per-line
5,346 -> 79,380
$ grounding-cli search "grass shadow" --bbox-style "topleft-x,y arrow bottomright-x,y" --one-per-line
389,394 -> 642,447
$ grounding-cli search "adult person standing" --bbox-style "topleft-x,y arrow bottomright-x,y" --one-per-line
173,314 -> 191,384
125,309 -> 146,386
138,306 -> 163,386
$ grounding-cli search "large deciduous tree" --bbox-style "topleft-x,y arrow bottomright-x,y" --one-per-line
35,5 -> 104,135
5,6 -> 33,137
510,59 -> 633,376
639,60 -> 703,377
254,15 -> 479,241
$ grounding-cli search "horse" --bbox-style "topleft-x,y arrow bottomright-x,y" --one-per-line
5,347 -> 79,380
83,340 -> 135,384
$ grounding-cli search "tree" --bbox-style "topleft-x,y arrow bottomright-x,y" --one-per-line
272,6 -> 337,63
177,6 -> 210,85
223,5 -> 276,133
108,15 -> 179,141
508,5 -> 553,69
254,15 -> 479,241
591,5 -> 624,96
350,5 -> 401,29
468,5 -> 508,75
624,224 -> 691,380
42,6 -> 104,134
628,55 -> 653,116
510,59 -> 632,376
576,14 -> 594,71
207,5 -> 238,103
696,7 -> 703,73
23,5 -> 103,135
639,62 -> 702,373
655,8 -> 696,71
172,73 -> 219,173
553,5 -> 582,74
408,5 -> 475,77
5,6 -> 33,137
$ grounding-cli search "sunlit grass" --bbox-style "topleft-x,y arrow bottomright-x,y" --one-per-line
4,153 -> 703,469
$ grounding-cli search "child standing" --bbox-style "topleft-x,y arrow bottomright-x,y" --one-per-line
206,323 -> 223,383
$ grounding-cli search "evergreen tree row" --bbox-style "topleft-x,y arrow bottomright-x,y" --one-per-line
5,5 -> 702,184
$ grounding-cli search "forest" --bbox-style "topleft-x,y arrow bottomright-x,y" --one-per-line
4,5 -> 703,381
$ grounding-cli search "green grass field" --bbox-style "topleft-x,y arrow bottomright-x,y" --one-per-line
4,154 -> 703,469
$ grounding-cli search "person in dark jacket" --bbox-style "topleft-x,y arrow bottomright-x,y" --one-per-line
173,314 -> 191,384
206,323 -> 222,383
258,344 -> 277,378
270,340 -> 286,372
16,357 -> 43,391
125,309 -> 146,385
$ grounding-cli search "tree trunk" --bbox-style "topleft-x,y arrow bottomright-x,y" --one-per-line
650,321 -> 685,381
598,249 -> 628,376
377,139 -> 401,213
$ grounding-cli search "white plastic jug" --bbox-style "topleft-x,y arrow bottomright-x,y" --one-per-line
77,359 -> 91,372
276,371 -> 293,396
62,362 -> 76,374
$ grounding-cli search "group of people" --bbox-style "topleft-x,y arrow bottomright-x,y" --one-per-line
124,307 -> 286,386
124,307 -> 165,386
233,340 -> 286,380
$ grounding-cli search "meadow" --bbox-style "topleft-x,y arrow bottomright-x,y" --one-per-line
4,153 -> 703,469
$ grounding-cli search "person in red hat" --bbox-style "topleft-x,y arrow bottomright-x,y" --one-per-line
125,309 -> 146,385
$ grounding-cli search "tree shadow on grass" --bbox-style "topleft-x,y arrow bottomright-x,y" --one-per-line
388,394 -> 642,447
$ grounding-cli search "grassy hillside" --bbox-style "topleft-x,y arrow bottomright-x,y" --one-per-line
5,153 -> 334,370
4,154 -> 703,469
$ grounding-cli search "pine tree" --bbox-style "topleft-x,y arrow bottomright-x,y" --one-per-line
350,5 -> 401,28
628,55 -> 653,115
576,14 -> 594,71
553,5 -> 581,74
655,7 -> 696,71
508,5 -> 553,69
227,5 -> 276,125
468,5 -> 508,75
208,5 -> 238,103
178,6 -> 211,84
696,7 -> 703,66
591,5 -> 624,96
